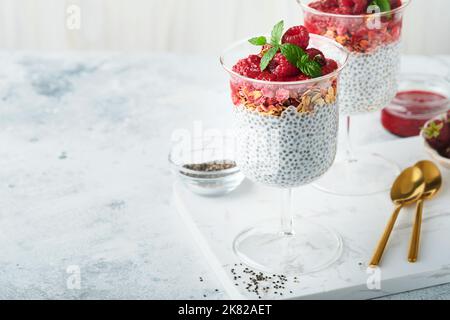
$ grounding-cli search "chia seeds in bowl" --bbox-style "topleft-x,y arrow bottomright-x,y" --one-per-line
181,160 -> 237,178
169,141 -> 245,196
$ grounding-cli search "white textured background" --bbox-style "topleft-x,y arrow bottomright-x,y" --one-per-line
0,0 -> 449,54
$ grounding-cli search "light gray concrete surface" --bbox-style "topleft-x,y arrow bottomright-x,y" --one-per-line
0,52 -> 449,299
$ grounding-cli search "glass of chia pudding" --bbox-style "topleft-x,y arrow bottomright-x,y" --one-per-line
299,0 -> 411,196
221,22 -> 348,274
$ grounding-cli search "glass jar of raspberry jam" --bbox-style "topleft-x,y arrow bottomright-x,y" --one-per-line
382,74 -> 450,137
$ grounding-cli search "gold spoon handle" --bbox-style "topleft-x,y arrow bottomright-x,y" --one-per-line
408,199 -> 424,263
370,205 -> 403,267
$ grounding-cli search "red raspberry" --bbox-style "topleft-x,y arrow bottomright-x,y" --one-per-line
256,71 -> 278,82
353,0 -> 368,14
305,48 -> 326,66
281,26 -> 310,50
268,53 -> 300,79
339,7 -> 353,14
309,0 -> 338,12
322,0 -> 339,8
285,74 -> 311,82
338,0 -> 354,8
321,59 -> 338,75
390,0 -> 402,9
337,0 -> 368,14
232,55 -> 261,79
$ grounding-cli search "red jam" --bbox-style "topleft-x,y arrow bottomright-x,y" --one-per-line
381,90 -> 449,137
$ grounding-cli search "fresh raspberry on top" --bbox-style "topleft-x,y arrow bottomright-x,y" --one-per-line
256,71 -> 278,81
352,0 -> 369,14
281,26 -> 310,50
232,55 -> 262,78
321,59 -> 338,75
321,0 -> 339,8
284,74 -> 311,82
305,48 -> 326,66
389,0 -> 402,9
268,53 -> 300,80
338,0 -> 355,8
337,0 -> 368,14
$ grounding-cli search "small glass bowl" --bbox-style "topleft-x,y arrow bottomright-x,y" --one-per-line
382,73 -> 450,137
169,137 -> 245,196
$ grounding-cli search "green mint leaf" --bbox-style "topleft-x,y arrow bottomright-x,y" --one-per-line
281,43 -> 323,78
280,43 -> 305,66
248,36 -> 267,46
298,60 -> 322,78
270,20 -> 284,46
260,46 -> 278,71
370,0 -> 391,12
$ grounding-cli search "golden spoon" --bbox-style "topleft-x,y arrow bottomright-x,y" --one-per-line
408,161 -> 442,263
369,167 -> 425,267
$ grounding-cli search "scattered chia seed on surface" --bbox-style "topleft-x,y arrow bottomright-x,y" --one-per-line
229,264 -> 298,298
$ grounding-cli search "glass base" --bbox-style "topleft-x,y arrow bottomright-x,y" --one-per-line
233,217 -> 342,275
313,153 -> 400,196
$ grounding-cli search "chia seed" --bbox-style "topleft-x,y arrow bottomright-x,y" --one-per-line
181,160 -> 237,178
229,264 -> 300,298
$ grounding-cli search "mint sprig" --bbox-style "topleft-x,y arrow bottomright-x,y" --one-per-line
248,36 -> 267,46
270,20 -> 284,46
248,20 -> 323,78
260,46 -> 278,72
248,20 -> 285,71
281,43 -> 322,78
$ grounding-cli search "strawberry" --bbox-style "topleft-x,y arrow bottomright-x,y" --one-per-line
441,146 -> 450,159
424,119 -> 450,152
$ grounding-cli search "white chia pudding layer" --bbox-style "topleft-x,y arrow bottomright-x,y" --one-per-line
233,104 -> 338,188
339,42 -> 401,115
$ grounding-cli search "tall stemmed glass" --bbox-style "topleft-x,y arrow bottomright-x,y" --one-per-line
299,0 -> 410,196
221,35 -> 348,274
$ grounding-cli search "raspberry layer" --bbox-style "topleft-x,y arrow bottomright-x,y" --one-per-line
304,2 -> 404,53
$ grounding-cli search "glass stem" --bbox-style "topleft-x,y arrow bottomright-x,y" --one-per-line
281,188 -> 294,236
345,116 -> 356,163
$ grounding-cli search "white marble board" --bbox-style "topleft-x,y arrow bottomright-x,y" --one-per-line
173,137 -> 450,300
